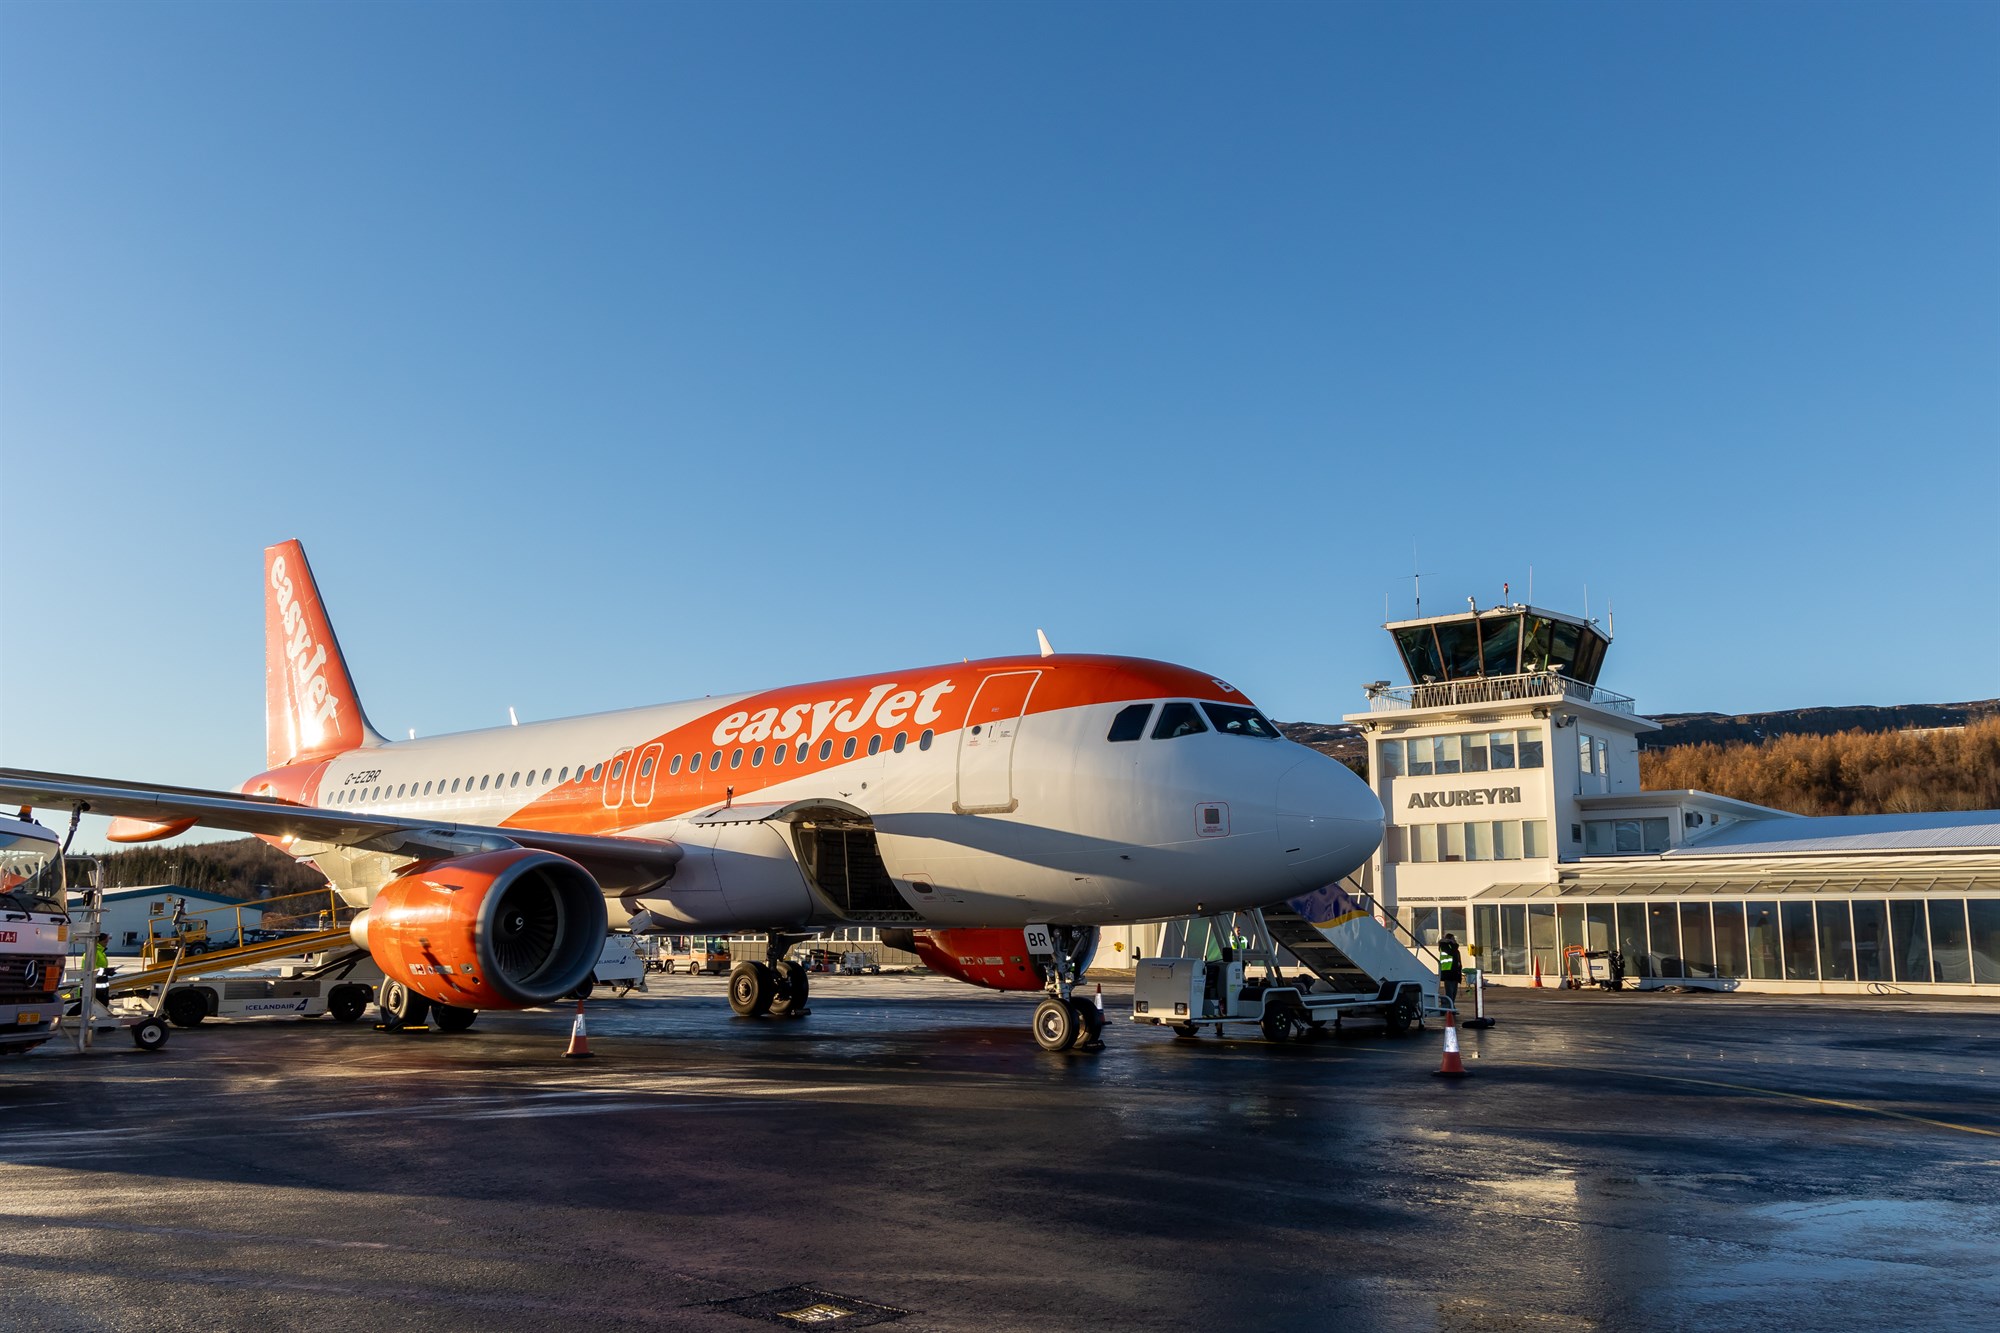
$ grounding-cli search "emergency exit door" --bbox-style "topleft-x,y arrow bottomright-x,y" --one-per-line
956,671 -> 1039,813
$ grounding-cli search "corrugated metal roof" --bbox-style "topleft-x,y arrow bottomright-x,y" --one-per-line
1469,871 -> 2000,900
1667,811 -> 2000,856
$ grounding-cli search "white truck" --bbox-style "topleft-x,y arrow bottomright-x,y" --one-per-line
0,815 -> 70,1058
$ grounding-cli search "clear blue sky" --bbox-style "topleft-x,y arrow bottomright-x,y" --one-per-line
3,1 -> 1996,835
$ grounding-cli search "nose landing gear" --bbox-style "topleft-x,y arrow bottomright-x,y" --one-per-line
1027,924 -> 1102,1053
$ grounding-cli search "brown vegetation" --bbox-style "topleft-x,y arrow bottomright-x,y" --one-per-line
1640,718 -> 2000,816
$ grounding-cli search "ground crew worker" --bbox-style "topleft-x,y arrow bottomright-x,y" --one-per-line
1438,933 -> 1462,1004
94,934 -> 110,971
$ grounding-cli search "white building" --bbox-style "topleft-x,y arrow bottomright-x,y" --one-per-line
70,886 -> 263,957
1345,605 -> 2000,994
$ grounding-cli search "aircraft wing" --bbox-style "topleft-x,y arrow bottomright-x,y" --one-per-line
0,768 -> 681,892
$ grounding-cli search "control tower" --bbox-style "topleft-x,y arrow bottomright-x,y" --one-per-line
1343,604 -> 1661,922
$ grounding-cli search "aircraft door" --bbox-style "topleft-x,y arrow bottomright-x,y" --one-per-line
601,747 -> 632,808
633,742 -> 665,807
956,671 -> 1039,814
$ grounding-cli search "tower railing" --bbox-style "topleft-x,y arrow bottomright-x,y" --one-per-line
1364,671 -> 1636,715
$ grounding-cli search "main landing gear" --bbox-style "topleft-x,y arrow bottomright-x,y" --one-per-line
1029,924 -> 1103,1054
728,937 -> 811,1020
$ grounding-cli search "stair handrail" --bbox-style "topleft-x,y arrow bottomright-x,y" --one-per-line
1341,877 -> 1444,973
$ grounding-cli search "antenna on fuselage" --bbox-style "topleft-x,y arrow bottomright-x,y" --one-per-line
1036,629 -> 1055,658
508,707 -> 519,727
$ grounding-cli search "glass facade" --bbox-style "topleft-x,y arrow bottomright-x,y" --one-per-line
1391,611 -> 1609,685
1384,730 -> 1544,778
1458,896 -> 1999,986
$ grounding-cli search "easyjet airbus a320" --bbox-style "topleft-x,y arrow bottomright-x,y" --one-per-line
2,541 -> 1383,1050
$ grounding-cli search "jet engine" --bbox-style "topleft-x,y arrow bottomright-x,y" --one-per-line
882,927 -> 1047,992
349,848 -> 607,1009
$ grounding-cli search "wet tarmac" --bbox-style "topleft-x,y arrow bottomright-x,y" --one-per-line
1,976 -> 1995,1332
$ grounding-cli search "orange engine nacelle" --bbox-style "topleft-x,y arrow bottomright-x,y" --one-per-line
884,927 -> 1047,992
350,848 -> 607,1009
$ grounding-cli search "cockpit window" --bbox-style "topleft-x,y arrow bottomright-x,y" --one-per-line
1201,702 -> 1282,739
1107,703 -> 1153,742
1152,701 -> 1208,740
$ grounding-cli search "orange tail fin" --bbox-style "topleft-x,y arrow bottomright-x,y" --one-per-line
264,540 -> 384,767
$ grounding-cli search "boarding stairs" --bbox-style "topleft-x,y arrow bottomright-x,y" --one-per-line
1135,881 -> 1448,1039
104,888 -> 362,997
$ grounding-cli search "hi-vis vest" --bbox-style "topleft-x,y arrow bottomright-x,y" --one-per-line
1438,952 -> 1457,971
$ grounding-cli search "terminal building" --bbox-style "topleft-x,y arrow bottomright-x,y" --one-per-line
1344,605 -> 2000,994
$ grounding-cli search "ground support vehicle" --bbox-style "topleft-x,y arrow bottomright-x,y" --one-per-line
156,949 -> 382,1027
0,815 -> 77,1058
1133,889 -> 1449,1044
654,936 -> 733,975
575,933 -> 648,998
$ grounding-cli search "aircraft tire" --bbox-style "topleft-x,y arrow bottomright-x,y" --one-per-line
379,981 -> 430,1031
1032,997 -> 1079,1052
769,961 -> 809,1017
432,1004 -> 476,1033
728,962 -> 774,1017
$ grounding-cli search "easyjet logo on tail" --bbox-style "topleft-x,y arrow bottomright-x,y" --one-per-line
271,554 -> 342,747
712,681 -> 956,748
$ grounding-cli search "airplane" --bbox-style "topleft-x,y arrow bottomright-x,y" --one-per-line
1,540 -> 1384,1051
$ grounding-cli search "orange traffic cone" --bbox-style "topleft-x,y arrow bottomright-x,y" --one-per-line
564,998 -> 594,1059
1434,1007 -> 1469,1078
1532,957 -> 1544,988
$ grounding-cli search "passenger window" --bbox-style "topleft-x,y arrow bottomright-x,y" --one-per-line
639,757 -> 654,778
843,737 -> 857,759
818,740 -> 833,762
396,784 -> 406,797
541,768 -> 551,783
893,732 -> 906,753
731,748 -> 743,769
772,744 -> 786,766
796,742 -> 809,763
709,750 -> 722,771
590,764 -> 603,782
607,763 -> 621,782
1152,702 -> 1208,740
1107,703 -> 1153,742
919,729 -> 933,751
423,781 -> 432,795
559,767 -> 570,782
525,770 -> 537,786
868,735 -> 881,756
480,776 -> 490,791
690,752 -> 702,773
669,755 -> 682,775
450,778 -> 461,793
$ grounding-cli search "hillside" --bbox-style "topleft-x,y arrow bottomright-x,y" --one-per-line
81,837 -> 329,899
1640,717 -> 2000,816
1642,699 -> 1999,750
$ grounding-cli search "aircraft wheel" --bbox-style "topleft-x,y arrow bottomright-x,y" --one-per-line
164,987 -> 207,1028
728,962 -> 774,1017
1033,997 -> 1079,1052
131,1018 -> 169,1051
572,975 -> 597,1001
432,1004 -> 477,1033
379,980 -> 430,1031
769,961 -> 810,1017
1072,997 -> 1105,1046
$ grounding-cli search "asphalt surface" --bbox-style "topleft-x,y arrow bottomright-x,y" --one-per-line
1,976 -> 1996,1332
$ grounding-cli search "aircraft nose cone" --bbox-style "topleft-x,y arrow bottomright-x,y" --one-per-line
1276,757 -> 1385,892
